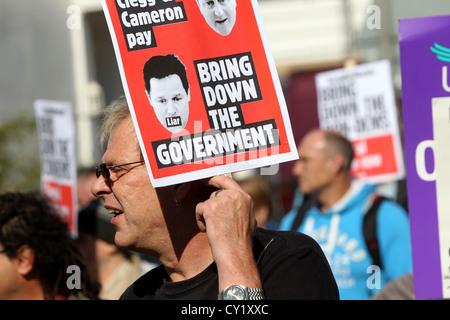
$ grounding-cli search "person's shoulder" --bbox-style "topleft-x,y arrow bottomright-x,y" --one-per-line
254,228 -> 323,256
120,264 -> 166,300
378,196 -> 407,213
254,228 -> 339,299
375,195 -> 409,228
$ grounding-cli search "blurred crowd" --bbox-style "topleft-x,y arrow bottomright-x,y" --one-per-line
0,127 -> 414,300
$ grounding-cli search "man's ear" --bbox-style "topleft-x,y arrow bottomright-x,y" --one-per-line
331,152 -> 346,174
15,245 -> 35,276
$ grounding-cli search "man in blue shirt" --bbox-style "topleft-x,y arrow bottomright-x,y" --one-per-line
280,129 -> 412,299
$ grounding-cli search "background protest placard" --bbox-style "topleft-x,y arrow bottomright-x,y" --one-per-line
315,60 -> 405,184
34,100 -> 77,237
399,15 -> 450,300
101,0 -> 298,187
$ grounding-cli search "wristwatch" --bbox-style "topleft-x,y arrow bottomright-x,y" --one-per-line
218,285 -> 265,300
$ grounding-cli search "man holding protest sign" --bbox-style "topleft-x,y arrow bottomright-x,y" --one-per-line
91,97 -> 339,300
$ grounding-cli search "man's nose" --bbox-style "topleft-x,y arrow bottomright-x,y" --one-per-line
91,175 -> 111,198
167,101 -> 177,115
214,5 -> 224,16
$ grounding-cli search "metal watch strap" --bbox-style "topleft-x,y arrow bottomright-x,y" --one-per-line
248,287 -> 265,300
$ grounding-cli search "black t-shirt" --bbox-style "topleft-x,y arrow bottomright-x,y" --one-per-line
120,228 -> 339,300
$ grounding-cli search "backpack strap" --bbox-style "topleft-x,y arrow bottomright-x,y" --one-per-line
363,194 -> 386,269
290,194 -> 317,231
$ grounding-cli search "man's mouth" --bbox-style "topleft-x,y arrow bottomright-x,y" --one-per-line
216,18 -> 227,24
107,208 -> 123,217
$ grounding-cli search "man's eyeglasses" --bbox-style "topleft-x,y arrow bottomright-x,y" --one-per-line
95,161 -> 145,180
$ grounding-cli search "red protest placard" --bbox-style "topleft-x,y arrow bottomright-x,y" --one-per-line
42,181 -> 76,234
102,0 -> 298,187
351,134 -> 399,179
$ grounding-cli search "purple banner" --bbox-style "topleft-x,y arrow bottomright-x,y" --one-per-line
399,15 -> 450,300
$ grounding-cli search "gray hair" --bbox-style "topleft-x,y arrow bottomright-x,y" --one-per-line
99,96 -> 143,159
99,96 -> 143,160
99,96 -> 131,149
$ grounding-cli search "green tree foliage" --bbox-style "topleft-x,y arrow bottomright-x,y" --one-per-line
0,113 -> 40,192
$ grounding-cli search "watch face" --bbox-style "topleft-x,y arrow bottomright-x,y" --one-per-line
224,285 -> 246,300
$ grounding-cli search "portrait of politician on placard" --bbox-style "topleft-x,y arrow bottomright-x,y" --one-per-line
196,0 -> 237,36
143,54 -> 190,134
